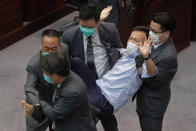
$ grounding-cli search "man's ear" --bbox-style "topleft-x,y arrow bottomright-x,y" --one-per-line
165,31 -> 170,38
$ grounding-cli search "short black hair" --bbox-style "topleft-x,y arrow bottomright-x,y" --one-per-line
79,4 -> 101,23
40,52 -> 70,77
152,12 -> 176,32
132,26 -> 150,38
42,29 -> 61,41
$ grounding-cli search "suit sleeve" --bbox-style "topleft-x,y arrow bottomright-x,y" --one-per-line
62,32 -> 73,58
62,32 -> 69,46
112,24 -> 123,48
40,92 -> 82,121
63,44 -> 70,61
60,44 -> 71,68
142,57 -> 178,88
24,71 -> 40,104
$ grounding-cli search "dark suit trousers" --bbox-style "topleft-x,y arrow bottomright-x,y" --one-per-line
136,92 -> 164,131
71,57 -> 118,131
137,113 -> 163,131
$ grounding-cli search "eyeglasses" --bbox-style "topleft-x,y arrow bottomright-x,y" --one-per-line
148,26 -> 163,35
150,29 -> 164,35
42,46 -> 59,52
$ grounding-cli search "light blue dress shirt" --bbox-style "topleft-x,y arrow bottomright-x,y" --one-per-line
96,49 -> 149,112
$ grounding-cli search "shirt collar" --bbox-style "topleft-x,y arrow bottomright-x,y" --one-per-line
57,84 -> 61,88
152,42 -> 163,50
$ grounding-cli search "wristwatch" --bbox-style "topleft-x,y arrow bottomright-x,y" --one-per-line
33,104 -> 41,110
32,104 -> 45,122
143,54 -> 151,61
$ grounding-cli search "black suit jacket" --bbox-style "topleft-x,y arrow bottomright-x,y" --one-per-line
62,22 -> 123,70
24,44 -> 70,104
136,38 -> 178,117
40,71 -> 97,131
24,44 -> 69,130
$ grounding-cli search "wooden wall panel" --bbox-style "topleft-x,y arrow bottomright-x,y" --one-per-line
191,0 -> 196,41
142,0 -> 192,52
0,2 -> 73,50
23,0 -> 65,21
118,0 -> 192,52
0,0 -> 23,36
118,0 -> 145,47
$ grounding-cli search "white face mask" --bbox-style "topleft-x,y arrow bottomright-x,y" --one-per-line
149,30 -> 160,44
126,42 -> 139,56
